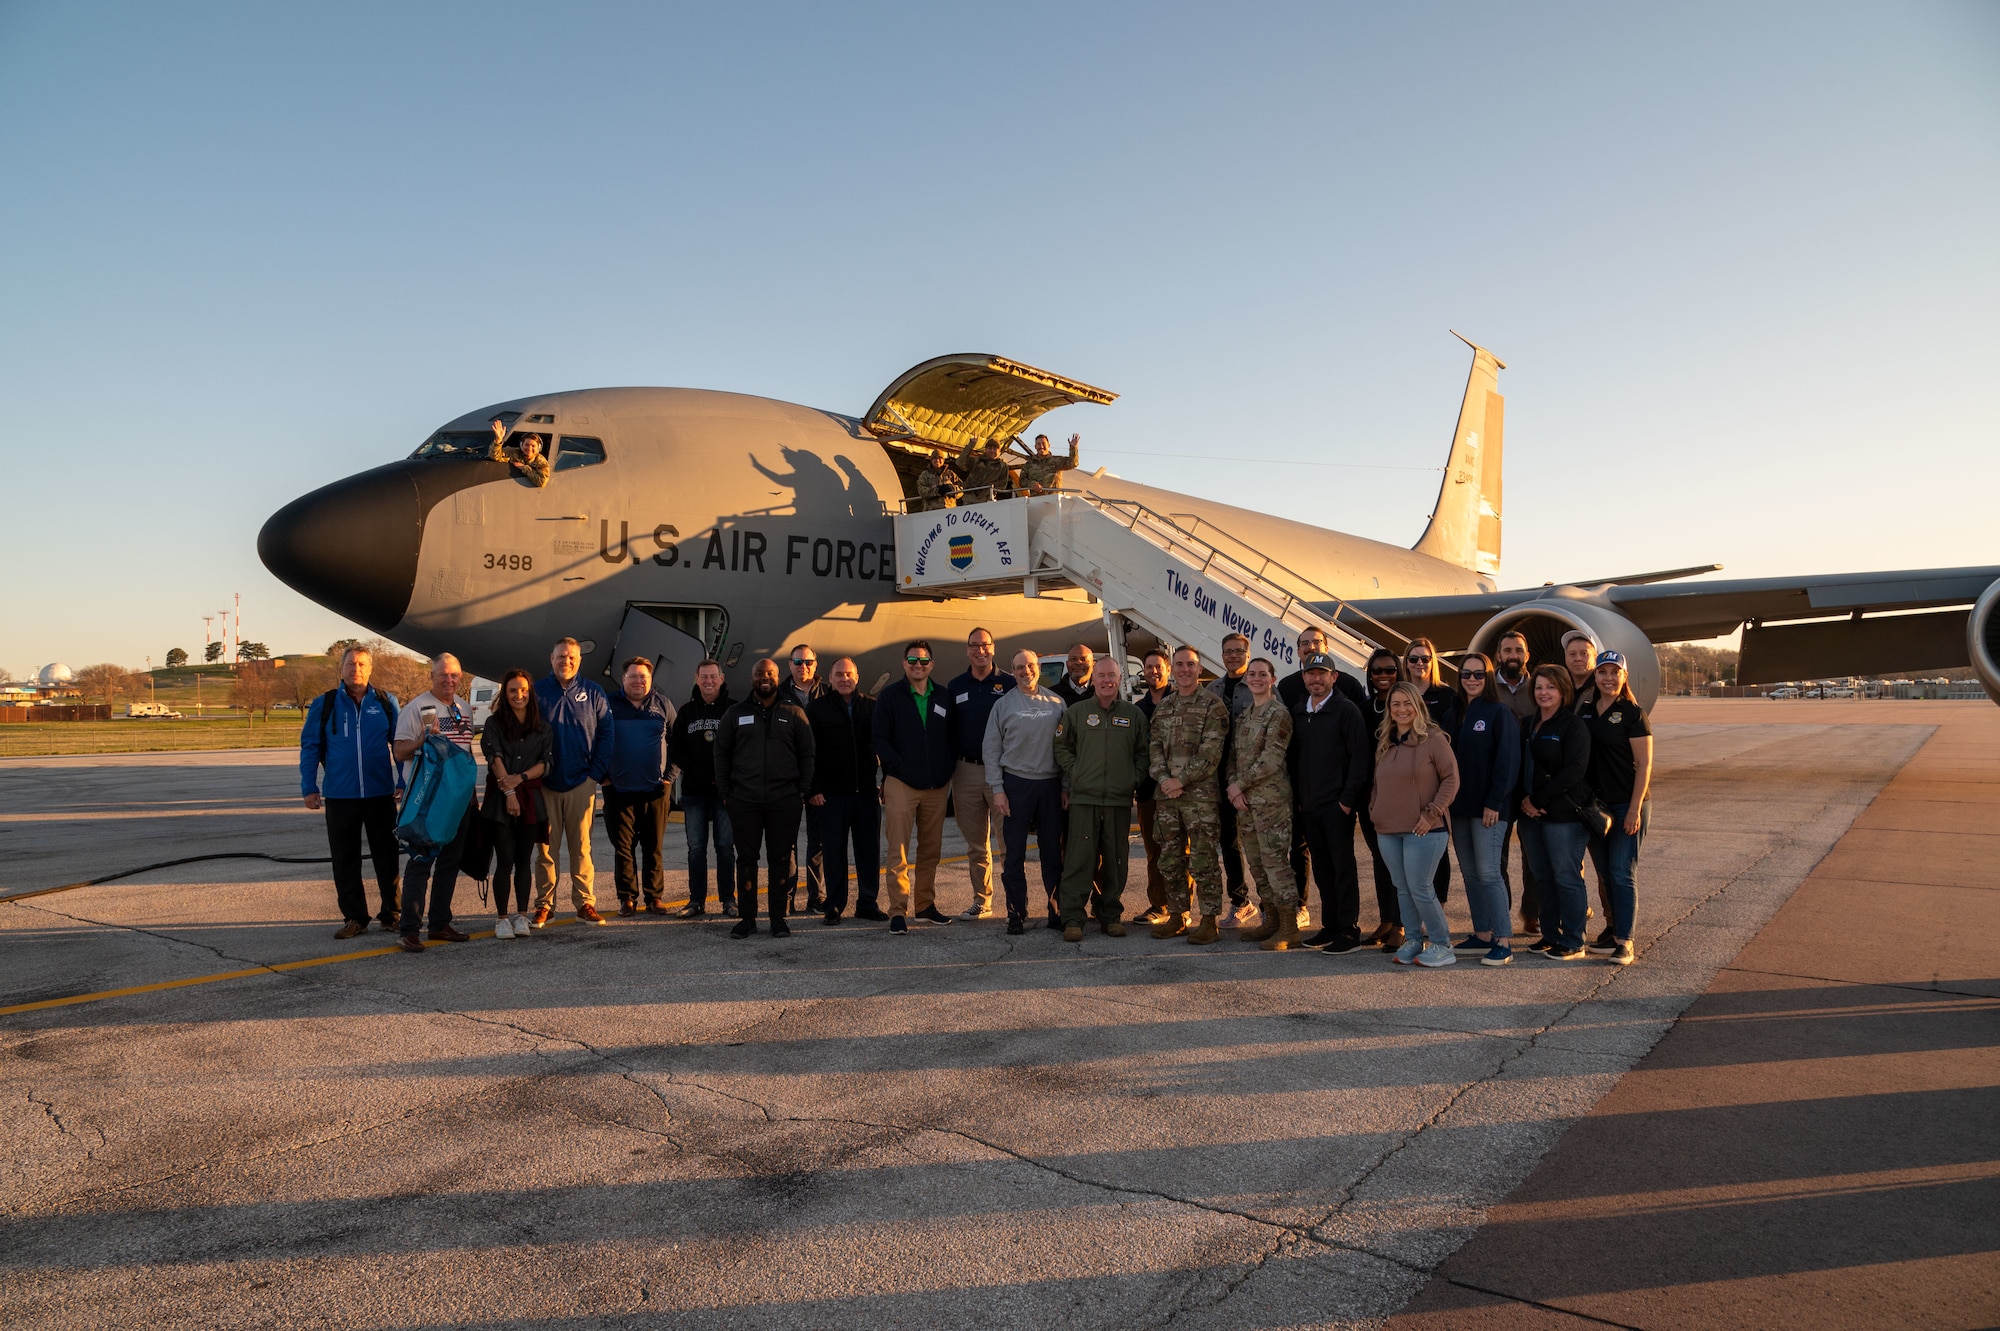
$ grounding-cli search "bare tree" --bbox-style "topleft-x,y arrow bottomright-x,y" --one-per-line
230,660 -> 278,721
360,638 -> 432,704
73,663 -> 140,705
277,657 -> 338,711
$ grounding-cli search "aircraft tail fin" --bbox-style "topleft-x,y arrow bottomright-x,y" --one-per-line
1412,333 -> 1505,577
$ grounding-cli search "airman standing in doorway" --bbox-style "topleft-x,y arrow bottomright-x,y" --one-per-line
1021,433 -> 1080,494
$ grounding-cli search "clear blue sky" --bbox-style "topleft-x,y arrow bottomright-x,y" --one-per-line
2,3 -> 1994,675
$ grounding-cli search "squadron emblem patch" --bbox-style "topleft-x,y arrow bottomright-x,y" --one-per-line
948,535 -> 975,570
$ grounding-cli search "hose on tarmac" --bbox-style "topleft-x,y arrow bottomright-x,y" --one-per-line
0,852 -> 334,904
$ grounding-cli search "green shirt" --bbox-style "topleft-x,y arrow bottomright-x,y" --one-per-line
911,679 -> 933,727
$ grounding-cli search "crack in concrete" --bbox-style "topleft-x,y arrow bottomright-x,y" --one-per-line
9,897 -> 281,975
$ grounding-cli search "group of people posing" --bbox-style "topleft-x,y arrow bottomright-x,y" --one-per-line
297,621 -> 1652,968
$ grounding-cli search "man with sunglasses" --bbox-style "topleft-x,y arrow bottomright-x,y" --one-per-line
871,641 -> 958,934
783,645 -> 826,914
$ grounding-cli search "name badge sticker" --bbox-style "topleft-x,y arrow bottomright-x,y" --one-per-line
737,715 -> 755,725
956,693 -> 969,704
933,704 -> 948,717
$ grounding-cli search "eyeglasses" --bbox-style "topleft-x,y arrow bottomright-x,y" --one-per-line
1406,654 -> 1432,664
791,657 -> 814,666
905,656 -> 932,665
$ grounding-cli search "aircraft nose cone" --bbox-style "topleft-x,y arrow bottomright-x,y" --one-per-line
259,462 -> 423,634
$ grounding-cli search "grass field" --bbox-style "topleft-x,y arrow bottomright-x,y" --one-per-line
0,718 -> 302,757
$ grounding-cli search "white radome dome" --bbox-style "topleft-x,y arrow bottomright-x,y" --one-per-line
38,663 -> 74,686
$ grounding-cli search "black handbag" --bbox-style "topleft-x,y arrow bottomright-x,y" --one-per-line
1580,797 -> 1615,840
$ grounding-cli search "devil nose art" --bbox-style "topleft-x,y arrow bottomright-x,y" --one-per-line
258,462 -> 424,634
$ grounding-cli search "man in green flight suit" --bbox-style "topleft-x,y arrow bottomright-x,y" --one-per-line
1052,657 -> 1150,941
954,437 -> 1016,503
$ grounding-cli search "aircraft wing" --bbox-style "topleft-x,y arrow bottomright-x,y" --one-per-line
1343,564 -> 2000,684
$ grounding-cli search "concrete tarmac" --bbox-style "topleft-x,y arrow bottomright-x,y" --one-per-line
0,701 -> 1991,1329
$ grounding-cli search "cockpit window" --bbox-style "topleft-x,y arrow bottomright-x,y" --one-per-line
411,410 -> 519,460
555,436 -> 606,472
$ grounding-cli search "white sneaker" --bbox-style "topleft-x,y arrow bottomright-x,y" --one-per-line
957,905 -> 993,920
493,916 -> 514,939
1416,942 -> 1458,968
511,913 -> 531,935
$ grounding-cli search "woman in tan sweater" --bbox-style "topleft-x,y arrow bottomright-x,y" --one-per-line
1369,682 -> 1461,966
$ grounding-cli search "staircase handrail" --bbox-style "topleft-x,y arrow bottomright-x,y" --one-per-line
1071,492 -> 1412,655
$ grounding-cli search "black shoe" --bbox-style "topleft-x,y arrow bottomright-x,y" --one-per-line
805,895 -> 824,915
854,904 -> 889,921
720,900 -> 739,919
889,915 -> 908,935
1046,910 -> 1063,929
1589,927 -> 1618,954
676,902 -> 707,919
1320,934 -> 1367,954
770,919 -> 792,938
729,920 -> 756,939
1005,916 -> 1025,936
1302,927 -> 1341,948
823,909 -> 842,926
380,914 -> 400,932
915,905 -> 952,925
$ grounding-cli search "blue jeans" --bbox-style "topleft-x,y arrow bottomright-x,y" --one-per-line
1001,772 -> 1065,920
681,792 -> 736,909
1379,830 -> 1451,946
1520,818 -> 1590,951
1452,816 -> 1512,940
1588,800 -> 1648,940
817,791 -> 882,914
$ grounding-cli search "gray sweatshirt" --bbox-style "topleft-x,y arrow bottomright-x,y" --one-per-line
983,686 -> 1069,791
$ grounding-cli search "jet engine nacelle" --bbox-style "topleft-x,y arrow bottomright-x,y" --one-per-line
1969,577 -> 2000,705
1468,593 -> 1661,712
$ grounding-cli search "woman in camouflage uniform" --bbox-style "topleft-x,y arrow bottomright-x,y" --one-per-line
1227,658 -> 1302,951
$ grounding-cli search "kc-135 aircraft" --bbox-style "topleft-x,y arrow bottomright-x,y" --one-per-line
259,341 -> 2000,710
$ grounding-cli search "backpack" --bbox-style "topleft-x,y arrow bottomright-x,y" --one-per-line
395,732 -> 479,861
315,686 -> 400,750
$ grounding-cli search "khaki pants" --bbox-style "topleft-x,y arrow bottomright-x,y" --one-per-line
535,781 -> 598,911
883,775 -> 948,916
952,759 -> 998,912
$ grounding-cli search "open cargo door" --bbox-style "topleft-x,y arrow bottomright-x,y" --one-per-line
862,354 -> 1116,496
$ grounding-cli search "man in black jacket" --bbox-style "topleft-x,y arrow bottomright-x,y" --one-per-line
714,657 -> 815,939
807,657 -> 880,925
782,643 -> 826,914
1278,626 -> 1371,712
1288,653 -> 1373,953
871,640 -> 957,934
1052,643 -> 1095,705
670,661 -> 737,918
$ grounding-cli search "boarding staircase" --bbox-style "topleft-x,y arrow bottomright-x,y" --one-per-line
892,493 -> 1407,678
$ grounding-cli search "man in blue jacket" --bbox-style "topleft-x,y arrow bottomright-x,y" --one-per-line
531,637 -> 615,927
605,657 -> 676,916
299,645 -> 401,939
871,640 -> 958,933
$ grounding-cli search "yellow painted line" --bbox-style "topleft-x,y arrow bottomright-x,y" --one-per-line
1,843 -> 1082,1018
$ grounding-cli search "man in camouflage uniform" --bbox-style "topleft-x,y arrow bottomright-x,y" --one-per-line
1020,432 -> 1080,494
1228,658 -> 1302,950
1146,646 -> 1231,942
913,449 -> 960,511
954,437 -> 1016,503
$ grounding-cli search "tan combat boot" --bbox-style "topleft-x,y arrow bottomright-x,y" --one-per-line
1150,911 -> 1189,939
1259,912 -> 1302,951
1187,914 -> 1220,945
1240,912 -> 1280,944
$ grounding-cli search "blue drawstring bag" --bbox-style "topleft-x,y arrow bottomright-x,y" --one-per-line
396,733 -> 478,862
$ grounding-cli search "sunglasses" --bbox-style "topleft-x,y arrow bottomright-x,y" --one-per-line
1369,666 -> 1399,676
1406,654 -> 1432,664
791,658 -> 814,665
905,656 -> 932,665
1460,669 -> 1487,679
